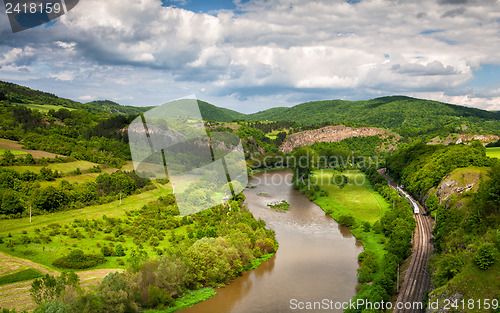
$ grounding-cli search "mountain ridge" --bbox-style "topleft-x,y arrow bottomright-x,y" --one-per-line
1,81 -> 499,133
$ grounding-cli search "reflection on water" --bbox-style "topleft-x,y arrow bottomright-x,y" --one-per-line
180,169 -> 362,313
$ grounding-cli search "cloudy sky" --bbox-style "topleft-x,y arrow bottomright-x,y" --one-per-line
1,0 -> 500,113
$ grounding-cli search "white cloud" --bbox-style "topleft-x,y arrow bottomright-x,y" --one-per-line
1,0 -> 500,112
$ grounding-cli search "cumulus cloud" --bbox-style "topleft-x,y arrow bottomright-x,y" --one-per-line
0,0 -> 500,112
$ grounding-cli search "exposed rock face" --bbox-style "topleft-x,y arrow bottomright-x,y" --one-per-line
428,133 -> 499,146
279,125 -> 387,153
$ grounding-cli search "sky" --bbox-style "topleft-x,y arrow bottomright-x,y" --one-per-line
1,0 -> 500,113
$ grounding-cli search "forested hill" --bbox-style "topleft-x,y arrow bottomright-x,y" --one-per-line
2,81 -> 500,133
0,81 -> 245,122
245,96 -> 500,133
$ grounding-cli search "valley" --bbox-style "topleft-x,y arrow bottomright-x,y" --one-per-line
0,80 -> 499,313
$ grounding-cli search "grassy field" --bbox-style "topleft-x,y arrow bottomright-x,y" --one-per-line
10,160 -> 100,175
311,169 -> 390,274
15,102 -> 75,112
0,183 -> 173,270
0,149 -> 27,156
0,268 -> 43,286
0,138 -> 61,158
486,147 -> 500,159
312,169 -> 391,223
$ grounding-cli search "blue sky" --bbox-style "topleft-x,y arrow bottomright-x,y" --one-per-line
1,0 -> 500,112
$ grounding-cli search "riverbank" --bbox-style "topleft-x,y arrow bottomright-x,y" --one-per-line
309,169 -> 391,284
146,253 -> 275,313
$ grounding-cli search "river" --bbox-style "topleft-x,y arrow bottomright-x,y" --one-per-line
180,169 -> 363,313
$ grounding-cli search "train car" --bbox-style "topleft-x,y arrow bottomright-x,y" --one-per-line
397,186 -> 419,214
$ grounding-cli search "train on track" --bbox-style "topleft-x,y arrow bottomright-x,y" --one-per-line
397,186 -> 420,214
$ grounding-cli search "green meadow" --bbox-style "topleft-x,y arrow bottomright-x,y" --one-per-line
15,102 -> 75,112
0,183 -> 173,270
312,169 -> 390,223
0,149 -> 27,156
311,169 -> 390,270
10,160 -> 99,175
486,147 -> 500,159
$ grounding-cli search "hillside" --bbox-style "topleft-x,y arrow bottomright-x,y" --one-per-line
85,100 -> 153,115
197,101 -> 246,122
246,96 -> 500,134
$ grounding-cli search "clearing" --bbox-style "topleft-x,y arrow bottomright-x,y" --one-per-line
312,169 -> 391,223
486,147 -> 500,159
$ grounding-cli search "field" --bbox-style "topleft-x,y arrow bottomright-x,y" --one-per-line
15,102 -> 75,112
0,182 -> 172,268
486,147 -> 500,159
0,138 -> 62,158
312,169 -> 391,223
0,251 -> 122,311
10,160 -> 100,175
0,149 -> 26,156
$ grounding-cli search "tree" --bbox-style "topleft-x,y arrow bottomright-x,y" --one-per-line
1,150 -> 15,166
0,190 -> 25,215
474,243 -> 497,270
30,274 -> 60,305
98,272 -> 138,313
290,147 -> 317,184
426,193 -> 438,212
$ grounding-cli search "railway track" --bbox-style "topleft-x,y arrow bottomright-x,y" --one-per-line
378,169 -> 433,312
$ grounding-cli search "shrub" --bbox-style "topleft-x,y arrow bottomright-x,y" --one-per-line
101,246 -> 113,257
337,215 -> 356,227
148,285 -> 174,309
115,244 -> 126,257
53,249 -> 105,269
474,243 -> 497,270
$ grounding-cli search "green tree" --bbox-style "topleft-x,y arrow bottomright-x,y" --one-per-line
426,193 -> 439,212
474,243 -> 497,270
1,150 -> 15,166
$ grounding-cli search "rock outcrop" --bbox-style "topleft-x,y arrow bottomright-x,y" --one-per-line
279,125 -> 387,153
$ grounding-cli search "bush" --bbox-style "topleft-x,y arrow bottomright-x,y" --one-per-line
115,244 -> 126,257
53,249 -> 105,269
101,246 -> 113,257
337,215 -> 356,227
148,285 -> 174,309
474,243 -> 497,270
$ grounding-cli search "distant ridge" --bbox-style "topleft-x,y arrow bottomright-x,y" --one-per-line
245,96 -> 500,132
1,81 -> 499,130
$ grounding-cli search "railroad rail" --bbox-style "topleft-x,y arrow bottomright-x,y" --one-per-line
378,169 -> 433,312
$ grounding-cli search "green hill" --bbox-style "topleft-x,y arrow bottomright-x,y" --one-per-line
197,100 -> 246,122
85,100 -> 153,115
246,96 -> 500,134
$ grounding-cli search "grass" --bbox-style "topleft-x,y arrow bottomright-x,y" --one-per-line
0,149 -> 27,156
310,169 -> 390,283
0,183 -> 172,270
9,160 -> 100,175
430,258 -> 500,313
486,147 -> 500,159
146,288 -> 216,313
312,169 -> 391,223
0,268 -> 43,286
15,102 -> 75,112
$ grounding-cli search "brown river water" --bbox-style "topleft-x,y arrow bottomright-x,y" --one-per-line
180,169 -> 363,313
